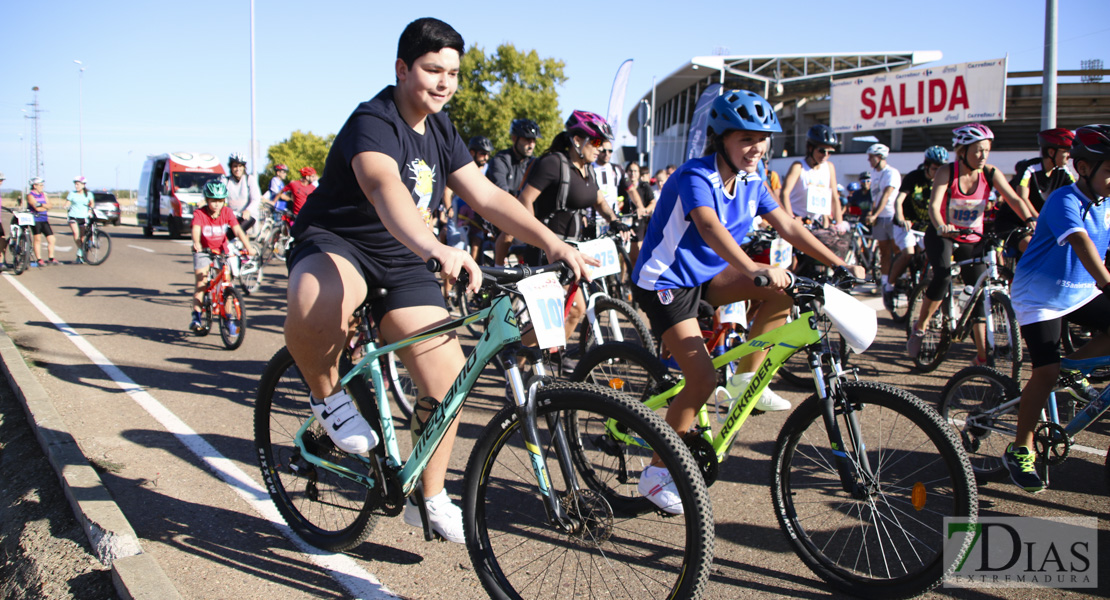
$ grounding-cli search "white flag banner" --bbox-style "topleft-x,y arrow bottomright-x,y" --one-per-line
606,59 -> 634,141
830,58 -> 1007,133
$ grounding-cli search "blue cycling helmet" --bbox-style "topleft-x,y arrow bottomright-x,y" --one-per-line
848,182 -> 861,192
924,145 -> 949,165
707,90 -> 781,136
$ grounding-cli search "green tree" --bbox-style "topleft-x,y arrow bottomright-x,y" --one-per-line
259,130 -> 335,189
447,44 -> 566,152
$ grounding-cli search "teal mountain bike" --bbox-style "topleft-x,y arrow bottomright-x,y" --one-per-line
255,260 -> 715,600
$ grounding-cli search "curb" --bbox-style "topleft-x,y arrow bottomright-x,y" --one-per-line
0,321 -> 182,599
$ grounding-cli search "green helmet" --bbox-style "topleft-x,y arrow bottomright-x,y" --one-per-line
203,180 -> 228,199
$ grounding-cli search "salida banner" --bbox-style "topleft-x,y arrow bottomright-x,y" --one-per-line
830,58 -> 1007,133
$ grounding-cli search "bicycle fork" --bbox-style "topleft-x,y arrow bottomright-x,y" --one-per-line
814,357 -> 876,498
500,351 -> 582,533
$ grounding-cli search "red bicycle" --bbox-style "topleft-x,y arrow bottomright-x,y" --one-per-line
195,250 -> 247,349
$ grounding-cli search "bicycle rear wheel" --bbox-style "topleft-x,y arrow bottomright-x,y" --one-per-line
580,295 -> 656,355
938,365 -> 1019,482
383,350 -> 415,420
219,287 -> 246,349
254,347 -> 378,552
464,382 -> 714,600
83,230 -> 111,265
771,381 -> 977,599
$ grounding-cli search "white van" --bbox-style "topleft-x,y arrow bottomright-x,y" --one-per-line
139,152 -> 225,237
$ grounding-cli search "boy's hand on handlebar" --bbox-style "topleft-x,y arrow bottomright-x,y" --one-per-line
844,264 -> 867,280
430,244 -> 482,293
546,240 -> 596,282
753,267 -> 792,290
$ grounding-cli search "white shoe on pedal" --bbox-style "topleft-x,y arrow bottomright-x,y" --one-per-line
403,489 -> 465,543
754,386 -> 792,412
309,390 -> 378,454
638,465 -> 684,515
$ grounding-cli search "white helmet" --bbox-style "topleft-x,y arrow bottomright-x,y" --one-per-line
74,175 -> 86,183
952,123 -> 994,147
30,177 -> 44,185
866,143 -> 890,158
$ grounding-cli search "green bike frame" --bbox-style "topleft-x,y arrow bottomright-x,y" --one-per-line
290,292 -> 560,502
618,311 -> 823,461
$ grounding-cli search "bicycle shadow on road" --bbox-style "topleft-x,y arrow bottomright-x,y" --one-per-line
97,461 -> 406,599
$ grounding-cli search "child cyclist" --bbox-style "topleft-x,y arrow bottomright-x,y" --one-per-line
1005,124 -> 1110,492
190,181 -> 254,333
630,90 -> 864,513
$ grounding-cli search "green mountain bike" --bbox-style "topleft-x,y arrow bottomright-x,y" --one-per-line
572,272 -> 979,599
255,260 -> 715,600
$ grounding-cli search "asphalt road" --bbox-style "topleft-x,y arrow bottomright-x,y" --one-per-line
0,218 -> 1107,599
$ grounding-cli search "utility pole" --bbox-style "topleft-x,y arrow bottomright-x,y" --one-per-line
75,60 -> 85,176
1041,0 -> 1058,129
28,87 -> 45,181
249,0 -> 259,181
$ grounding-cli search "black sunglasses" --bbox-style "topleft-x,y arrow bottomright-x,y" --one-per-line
598,149 -> 613,154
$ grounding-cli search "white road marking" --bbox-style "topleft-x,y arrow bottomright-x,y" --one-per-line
127,245 -> 155,253
2,273 -> 397,599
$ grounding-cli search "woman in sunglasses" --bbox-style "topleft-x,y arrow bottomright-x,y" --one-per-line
781,124 -> 847,232
517,110 -> 625,342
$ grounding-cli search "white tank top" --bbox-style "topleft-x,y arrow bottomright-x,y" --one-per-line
788,160 -> 833,219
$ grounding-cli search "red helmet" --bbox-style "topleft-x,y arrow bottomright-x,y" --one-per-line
274,164 -> 288,172
1037,128 -> 1075,149
1071,125 -> 1110,163
300,166 -> 317,178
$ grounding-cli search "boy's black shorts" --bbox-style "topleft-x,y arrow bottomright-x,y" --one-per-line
288,225 -> 446,325
1021,292 -> 1110,368
632,282 -> 712,338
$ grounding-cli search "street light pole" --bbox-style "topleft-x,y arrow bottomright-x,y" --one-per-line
74,60 -> 85,176
249,0 -> 258,181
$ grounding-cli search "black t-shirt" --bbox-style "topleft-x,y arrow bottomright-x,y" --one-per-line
996,157 -> 1075,228
486,149 -> 532,196
292,86 -> 472,258
898,167 -> 934,227
525,151 -> 600,239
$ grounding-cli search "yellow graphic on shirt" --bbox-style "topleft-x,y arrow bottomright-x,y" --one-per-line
407,158 -> 437,229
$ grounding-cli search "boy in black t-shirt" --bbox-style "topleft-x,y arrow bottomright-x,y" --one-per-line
284,18 -> 590,544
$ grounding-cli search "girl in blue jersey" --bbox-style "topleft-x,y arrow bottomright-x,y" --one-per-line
1004,124 -> 1110,493
630,91 -> 864,513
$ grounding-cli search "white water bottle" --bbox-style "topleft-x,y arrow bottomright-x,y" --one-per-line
959,285 -> 975,310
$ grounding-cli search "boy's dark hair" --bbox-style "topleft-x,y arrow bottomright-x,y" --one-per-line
397,18 -> 464,68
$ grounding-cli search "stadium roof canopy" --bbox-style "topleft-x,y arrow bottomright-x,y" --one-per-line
628,50 -> 943,132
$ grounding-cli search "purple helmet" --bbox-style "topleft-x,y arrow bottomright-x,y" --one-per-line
565,110 -> 613,141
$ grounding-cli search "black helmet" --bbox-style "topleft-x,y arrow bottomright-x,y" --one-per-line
859,171 -> 871,181
1071,125 -> 1110,163
510,119 -> 541,139
468,136 -> 494,153
806,124 -> 838,148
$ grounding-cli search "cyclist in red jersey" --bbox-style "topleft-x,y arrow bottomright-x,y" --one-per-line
278,167 -> 318,216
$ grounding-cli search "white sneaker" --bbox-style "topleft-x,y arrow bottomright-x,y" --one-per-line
638,465 -> 684,515
403,489 -> 465,543
309,390 -> 378,454
754,386 -> 792,412
727,372 -> 791,412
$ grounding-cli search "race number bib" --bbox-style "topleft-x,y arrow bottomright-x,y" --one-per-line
947,197 -> 983,231
719,301 -> 747,325
517,273 -> 567,350
15,212 -> 34,227
770,237 -> 793,268
577,238 -> 622,278
806,186 -> 832,216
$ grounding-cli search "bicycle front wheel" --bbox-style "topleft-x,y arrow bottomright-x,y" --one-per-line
219,286 -> 246,349
14,234 -> 31,275
987,291 -> 1022,382
580,296 -> 656,355
237,246 -> 264,296
84,230 -> 111,265
938,365 -> 1019,481
771,381 -> 978,599
254,347 -> 378,552
465,382 -> 714,600
907,281 -> 951,372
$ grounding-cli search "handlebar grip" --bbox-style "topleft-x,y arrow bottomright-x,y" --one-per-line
426,258 -> 441,273
754,275 -> 770,287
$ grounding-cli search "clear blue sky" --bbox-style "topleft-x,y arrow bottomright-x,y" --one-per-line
0,0 -> 1106,192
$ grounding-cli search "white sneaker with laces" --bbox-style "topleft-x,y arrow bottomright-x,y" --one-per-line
309,390 -> 378,454
403,489 -> 465,543
638,465 -> 684,515
727,372 -> 791,412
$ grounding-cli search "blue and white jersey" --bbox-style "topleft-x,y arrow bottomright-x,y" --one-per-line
633,154 -> 779,291
1011,184 -> 1110,325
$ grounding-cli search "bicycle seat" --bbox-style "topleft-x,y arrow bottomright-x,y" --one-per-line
1060,355 -> 1110,374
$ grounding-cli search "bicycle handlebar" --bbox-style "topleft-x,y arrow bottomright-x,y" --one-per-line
425,258 -> 571,291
